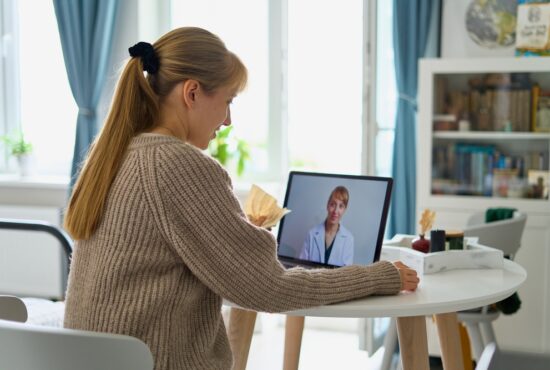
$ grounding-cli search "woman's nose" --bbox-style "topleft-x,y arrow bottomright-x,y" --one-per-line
223,107 -> 232,126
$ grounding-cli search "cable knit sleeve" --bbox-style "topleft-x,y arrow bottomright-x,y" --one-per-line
146,142 -> 401,313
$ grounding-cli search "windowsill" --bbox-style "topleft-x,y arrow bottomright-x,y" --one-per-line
0,174 -> 285,209
0,174 -> 70,208
0,174 -> 70,190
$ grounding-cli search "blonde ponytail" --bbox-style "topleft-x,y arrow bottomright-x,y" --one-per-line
64,59 -> 159,240
64,27 -> 247,240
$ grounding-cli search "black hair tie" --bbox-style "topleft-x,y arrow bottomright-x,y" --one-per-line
128,41 -> 159,74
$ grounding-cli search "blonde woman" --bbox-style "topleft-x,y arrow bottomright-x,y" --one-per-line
300,186 -> 354,266
63,27 -> 419,370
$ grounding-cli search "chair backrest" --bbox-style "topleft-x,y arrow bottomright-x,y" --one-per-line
0,218 -> 74,300
0,295 -> 27,322
464,212 -> 527,258
0,319 -> 154,370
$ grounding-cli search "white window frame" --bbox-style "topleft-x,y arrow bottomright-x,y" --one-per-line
364,0 -> 377,176
267,0 -> 288,181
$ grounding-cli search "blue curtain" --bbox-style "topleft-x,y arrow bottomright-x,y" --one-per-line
388,0 -> 440,236
53,0 -> 119,188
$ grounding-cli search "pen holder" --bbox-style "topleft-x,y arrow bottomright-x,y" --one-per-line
430,230 -> 446,253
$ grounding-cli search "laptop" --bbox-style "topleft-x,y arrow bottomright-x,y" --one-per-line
276,171 -> 393,269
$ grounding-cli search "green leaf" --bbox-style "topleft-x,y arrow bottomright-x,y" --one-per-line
207,126 -> 251,177
0,131 -> 32,157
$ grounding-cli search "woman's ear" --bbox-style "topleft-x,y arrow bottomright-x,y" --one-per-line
182,79 -> 200,108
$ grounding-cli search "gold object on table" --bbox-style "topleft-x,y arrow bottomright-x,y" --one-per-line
244,184 -> 290,228
419,209 -> 436,235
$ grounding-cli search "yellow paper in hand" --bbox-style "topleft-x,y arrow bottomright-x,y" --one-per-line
244,184 -> 290,228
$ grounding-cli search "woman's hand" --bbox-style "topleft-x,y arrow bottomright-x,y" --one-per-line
393,261 -> 419,291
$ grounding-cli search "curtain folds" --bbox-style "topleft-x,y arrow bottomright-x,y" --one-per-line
53,0 -> 119,188
388,0 -> 440,236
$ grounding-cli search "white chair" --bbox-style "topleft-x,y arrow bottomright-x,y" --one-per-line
0,318 -> 154,370
460,211 -> 527,362
475,342 -> 550,370
0,218 -> 72,327
0,295 -> 27,322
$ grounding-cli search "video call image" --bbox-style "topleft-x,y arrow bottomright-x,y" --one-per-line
277,174 -> 390,267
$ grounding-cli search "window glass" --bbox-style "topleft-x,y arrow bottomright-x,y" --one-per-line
171,0 -> 270,176
287,0 -> 363,174
375,0 -> 396,175
375,130 -> 394,177
18,0 -> 76,176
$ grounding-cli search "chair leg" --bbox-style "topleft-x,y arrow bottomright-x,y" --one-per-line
459,323 -> 474,370
283,316 -> 305,370
380,318 -> 398,370
463,322 -> 484,362
479,322 -> 496,349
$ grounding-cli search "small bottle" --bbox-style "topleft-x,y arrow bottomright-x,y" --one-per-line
412,234 -> 430,253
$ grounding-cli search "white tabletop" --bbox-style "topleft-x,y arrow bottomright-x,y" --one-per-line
280,260 -> 526,318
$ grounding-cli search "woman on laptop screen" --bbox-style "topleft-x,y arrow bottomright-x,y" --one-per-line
299,186 -> 354,266
62,27 -> 419,370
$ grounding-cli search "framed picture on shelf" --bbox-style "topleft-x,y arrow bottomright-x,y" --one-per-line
515,0 -> 550,56
440,0 -> 518,58
528,170 -> 549,199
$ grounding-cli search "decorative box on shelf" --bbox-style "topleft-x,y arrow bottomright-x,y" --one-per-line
381,234 -> 503,275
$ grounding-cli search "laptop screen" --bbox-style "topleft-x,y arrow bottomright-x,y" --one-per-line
276,171 -> 393,267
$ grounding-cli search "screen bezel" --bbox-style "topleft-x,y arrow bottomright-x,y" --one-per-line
276,171 -> 393,268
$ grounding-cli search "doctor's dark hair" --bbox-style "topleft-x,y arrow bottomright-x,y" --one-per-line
64,27 -> 248,240
327,186 -> 350,208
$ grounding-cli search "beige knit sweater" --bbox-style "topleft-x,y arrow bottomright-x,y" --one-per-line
64,134 -> 401,370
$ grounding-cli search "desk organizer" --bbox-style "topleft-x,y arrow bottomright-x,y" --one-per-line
381,234 -> 503,275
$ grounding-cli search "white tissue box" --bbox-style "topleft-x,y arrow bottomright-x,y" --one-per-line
381,234 -> 503,275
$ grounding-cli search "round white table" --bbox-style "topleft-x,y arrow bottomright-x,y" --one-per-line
285,259 -> 526,318
227,260 -> 526,370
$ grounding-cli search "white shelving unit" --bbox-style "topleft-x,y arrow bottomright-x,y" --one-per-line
417,58 -> 550,354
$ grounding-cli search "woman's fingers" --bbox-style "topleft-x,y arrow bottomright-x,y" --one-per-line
393,260 -> 420,291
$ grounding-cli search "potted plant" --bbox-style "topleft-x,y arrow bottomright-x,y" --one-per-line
208,126 -> 250,177
1,131 -> 33,176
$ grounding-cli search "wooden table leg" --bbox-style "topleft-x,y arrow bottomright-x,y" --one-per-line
396,316 -> 429,370
434,313 -> 466,370
227,307 -> 257,370
283,316 -> 305,370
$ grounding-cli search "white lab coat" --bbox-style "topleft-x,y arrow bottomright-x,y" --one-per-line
299,222 -> 354,266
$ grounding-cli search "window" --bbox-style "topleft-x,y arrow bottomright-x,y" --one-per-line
1,1 -> 396,180
287,0 -> 363,174
171,0 -> 271,179
17,0 -> 76,177
171,0 -> 365,180
0,0 -> 74,176
374,0 -> 397,177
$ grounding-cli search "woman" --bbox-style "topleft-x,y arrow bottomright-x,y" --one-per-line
299,186 -> 354,266
63,27 -> 419,370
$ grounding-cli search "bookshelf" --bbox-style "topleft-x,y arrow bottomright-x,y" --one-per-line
417,58 -> 550,354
